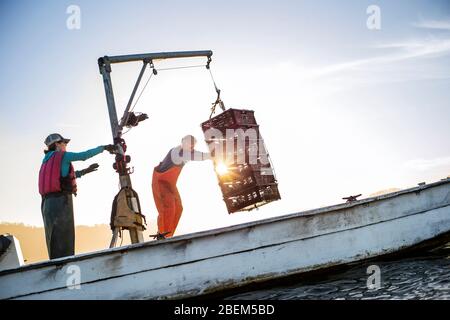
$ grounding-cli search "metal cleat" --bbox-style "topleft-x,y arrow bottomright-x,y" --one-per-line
150,231 -> 171,240
343,194 -> 362,203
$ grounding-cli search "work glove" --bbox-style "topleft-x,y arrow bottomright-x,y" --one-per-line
103,144 -> 117,154
80,163 -> 99,176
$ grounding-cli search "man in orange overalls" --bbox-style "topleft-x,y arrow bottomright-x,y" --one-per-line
152,135 -> 211,239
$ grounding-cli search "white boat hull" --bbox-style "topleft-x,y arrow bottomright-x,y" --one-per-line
1,179 -> 449,300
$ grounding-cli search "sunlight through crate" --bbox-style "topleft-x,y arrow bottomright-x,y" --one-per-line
201,108 -> 281,213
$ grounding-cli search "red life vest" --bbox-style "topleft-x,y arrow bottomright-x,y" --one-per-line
38,151 -> 77,196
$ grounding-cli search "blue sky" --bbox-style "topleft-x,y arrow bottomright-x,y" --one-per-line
0,0 -> 449,233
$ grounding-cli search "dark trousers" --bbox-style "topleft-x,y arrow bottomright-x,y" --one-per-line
41,193 -> 75,259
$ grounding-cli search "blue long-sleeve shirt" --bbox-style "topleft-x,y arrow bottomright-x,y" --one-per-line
42,146 -> 105,178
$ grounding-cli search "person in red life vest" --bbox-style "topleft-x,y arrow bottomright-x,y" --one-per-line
38,133 -> 116,259
152,135 -> 211,239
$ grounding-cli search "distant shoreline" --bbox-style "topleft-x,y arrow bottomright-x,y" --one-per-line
0,222 -> 157,264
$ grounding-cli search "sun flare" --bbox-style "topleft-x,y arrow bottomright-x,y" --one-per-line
215,162 -> 229,176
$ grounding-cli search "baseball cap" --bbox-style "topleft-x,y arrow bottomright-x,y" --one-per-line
44,133 -> 70,147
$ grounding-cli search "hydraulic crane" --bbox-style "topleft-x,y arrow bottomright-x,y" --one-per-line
98,50 -> 213,248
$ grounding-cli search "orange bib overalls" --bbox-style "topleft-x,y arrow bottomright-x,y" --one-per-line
152,165 -> 183,238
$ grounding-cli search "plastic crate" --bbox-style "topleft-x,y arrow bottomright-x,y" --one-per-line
224,184 -> 281,213
218,167 -> 277,196
207,135 -> 269,166
201,108 -> 258,132
221,176 -> 276,196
